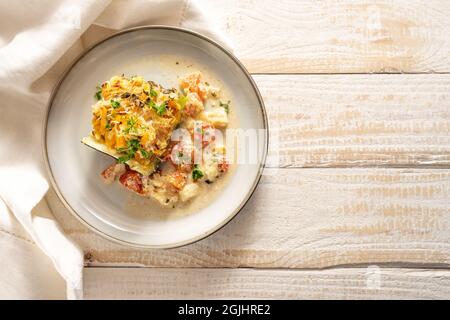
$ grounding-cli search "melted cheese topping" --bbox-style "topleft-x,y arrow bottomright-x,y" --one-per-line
90,75 -> 182,175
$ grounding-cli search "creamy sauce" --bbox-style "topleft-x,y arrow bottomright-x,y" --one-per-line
125,164 -> 236,219
115,54 -> 238,219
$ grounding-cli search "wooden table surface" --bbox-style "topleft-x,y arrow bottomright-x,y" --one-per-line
47,0 -> 450,299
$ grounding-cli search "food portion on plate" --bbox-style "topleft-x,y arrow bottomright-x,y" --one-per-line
82,72 -> 231,207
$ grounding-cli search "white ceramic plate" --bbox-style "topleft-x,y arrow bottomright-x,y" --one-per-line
44,26 -> 267,248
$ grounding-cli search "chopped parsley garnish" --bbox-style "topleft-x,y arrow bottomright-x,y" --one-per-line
219,100 -> 230,113
116,139 -> 151,163
192,164 -> 204,181
117,154 -> 132,163
111,99 -> 121,109
105,121 -> 111,129
155,102 -> 167,116
148,100 -> 167,116
139,148 -> 150,159
149,88 -> 158,97
123,117 -> 138,134
94,86 -> 102,100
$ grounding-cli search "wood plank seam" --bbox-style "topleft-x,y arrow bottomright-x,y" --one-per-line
83,264 -> 450,271
83,267 -> 450,299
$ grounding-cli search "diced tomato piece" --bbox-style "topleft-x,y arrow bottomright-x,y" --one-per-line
119,170 -> 144,194
218,161 -> 229,173
100,163 -> 116,184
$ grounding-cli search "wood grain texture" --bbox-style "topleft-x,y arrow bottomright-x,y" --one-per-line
47,168 -> 450,268
258,74 -> 450,168
197,0 -> 450,73
84,267 -> 450,299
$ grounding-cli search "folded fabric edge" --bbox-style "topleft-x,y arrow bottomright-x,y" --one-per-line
0,169 -> 84,300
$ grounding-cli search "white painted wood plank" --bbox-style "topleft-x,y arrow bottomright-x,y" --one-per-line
84,267 -> 450,299
47,168 -> 450,268
197,0 -> 450,73
257,74 -> 450,168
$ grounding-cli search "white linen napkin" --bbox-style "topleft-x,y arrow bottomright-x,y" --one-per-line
0,0 -> 229,299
